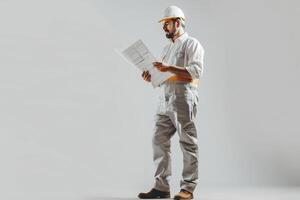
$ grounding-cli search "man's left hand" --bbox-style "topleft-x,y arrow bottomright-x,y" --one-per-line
153,62 -> 170,72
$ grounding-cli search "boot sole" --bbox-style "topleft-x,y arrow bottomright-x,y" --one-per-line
138,195 -> 171,199
173,196 -> 193,200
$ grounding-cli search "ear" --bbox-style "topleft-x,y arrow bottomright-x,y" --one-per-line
175,19 -> 181,28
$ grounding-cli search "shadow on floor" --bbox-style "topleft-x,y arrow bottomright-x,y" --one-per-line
83,197 -> 208,200
83,197 -> 173,200
83,197 -> 137,200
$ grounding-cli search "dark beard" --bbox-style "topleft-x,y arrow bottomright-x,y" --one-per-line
165,30 -> 175,39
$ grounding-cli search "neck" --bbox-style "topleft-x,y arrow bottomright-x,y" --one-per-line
172,29 -> 185,43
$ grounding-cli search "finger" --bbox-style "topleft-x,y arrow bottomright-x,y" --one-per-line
143,72 -> 148,79
155,66 -> 162,71
153,62 -> 161,66
146,75 -> 151,81
153,65 -> 159,69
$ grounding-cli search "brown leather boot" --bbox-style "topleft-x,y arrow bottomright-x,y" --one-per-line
138,188 -> 171,199
173,189 -> 193,200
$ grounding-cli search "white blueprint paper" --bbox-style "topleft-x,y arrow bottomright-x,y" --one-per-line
119,39 -> 173,88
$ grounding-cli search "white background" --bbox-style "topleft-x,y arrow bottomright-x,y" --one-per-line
0,0 -> 299,199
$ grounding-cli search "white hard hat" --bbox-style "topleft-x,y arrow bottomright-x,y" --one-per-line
159,5 -> 186,23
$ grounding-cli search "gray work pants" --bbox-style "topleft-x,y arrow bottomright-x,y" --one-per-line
152,81 -> 199,193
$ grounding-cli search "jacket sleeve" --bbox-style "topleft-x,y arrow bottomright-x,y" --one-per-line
184,39 -> 205,79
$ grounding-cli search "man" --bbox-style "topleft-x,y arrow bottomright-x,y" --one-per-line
138,5 -> 204,200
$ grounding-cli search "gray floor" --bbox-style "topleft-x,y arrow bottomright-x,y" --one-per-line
3,187 -> 300,200
81,187 -> 300,200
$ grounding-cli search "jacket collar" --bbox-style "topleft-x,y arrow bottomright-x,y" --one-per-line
171,32 -> 188,44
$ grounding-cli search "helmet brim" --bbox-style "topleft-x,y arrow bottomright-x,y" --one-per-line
158,16 -> 185,23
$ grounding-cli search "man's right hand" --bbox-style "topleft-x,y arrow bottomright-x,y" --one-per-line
142,70 -> 151,82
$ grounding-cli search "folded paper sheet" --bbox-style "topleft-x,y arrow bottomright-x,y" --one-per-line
119,39 -> 173,88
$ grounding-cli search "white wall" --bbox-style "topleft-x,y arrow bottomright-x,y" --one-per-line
0,0 -> 299,199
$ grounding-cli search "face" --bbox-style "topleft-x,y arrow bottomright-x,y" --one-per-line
162,19 -> 177,39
